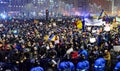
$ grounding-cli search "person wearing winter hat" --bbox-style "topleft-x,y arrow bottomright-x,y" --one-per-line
94,57 -> 106,71
58,61 -> 74,71
30,66 -> 44,71
114,55 -> 120,71
76,54 -> 89,71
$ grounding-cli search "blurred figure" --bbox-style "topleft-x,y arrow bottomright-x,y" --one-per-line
114,55 -> 120,71
78,46 -> 88,60
76,54 -> 89,71
94,57 -> 106,71
30,66 -> 44,71
103,49 -> 111,70
59,61 -> 74,71
46,47 -> 58,71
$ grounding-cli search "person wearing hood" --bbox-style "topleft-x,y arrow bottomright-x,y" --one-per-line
76,54 -> 89,71
58,61 -> 74,71
114,55 -> 120,71
94,55 -> 106,71
58,52 -> 74,71
78,46 -> 88,60
30,66 -> 44,71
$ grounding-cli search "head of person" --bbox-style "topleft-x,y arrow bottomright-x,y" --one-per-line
59,61 -> 74,71
117,55 -> 120,61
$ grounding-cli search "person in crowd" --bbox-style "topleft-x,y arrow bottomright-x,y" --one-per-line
103,49 -> 111,70
78,46 -> 88,60
114,55 -> 120,71
46,47 -> 58,71
0,18 -> 119,71
76,54 -> 89,71
59,61 -> 74,71
30,66 -> 44,71
94,55 -> 106,71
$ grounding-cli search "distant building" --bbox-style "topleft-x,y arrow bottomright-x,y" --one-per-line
89,0 -> 112,12
114,0 -> 120,11
0,0 -> 30,13
62,0 -> 90,14
9,0 -> 28,12
0,0 -> 9,12
62,0 -> 113,14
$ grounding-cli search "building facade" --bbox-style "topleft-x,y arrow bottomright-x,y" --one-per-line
89,0 -> 112,12
62,0 -> 112,14
0,0 -> 30,12
0,0 -> 9,12
62,0 -> 89,13
0,0 -> 114,17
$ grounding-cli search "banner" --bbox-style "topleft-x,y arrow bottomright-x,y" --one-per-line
116,17 -> 120,22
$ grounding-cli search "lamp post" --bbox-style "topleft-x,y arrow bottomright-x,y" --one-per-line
107,0 -> 114,15
112,0 -> 114,15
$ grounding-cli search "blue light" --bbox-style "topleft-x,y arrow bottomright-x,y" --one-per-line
13,30 -> 17,34
1,13 -> 7,19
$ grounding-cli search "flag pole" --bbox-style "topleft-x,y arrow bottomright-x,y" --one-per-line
112,0 -> 114,15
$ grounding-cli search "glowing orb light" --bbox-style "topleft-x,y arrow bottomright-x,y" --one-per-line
1,13 -> 7,19
13,30 -> 18,34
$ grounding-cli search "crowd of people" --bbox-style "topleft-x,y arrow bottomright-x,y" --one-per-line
0,18 -> 120,71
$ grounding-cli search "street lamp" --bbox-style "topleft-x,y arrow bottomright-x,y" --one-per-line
111,0 -> 114,15
107,0 -> 114,15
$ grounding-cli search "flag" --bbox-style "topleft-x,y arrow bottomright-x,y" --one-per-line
116,17 -> 120,22
48,34 -> 56,41
76,20 -> 82,29
44,35 -> 49,41
98,9 -> 107,20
